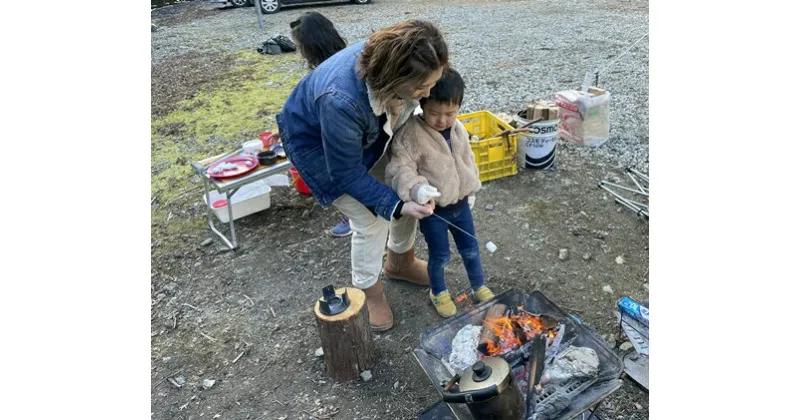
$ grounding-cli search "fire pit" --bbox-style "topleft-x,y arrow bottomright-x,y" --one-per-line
413,289 -> 623,420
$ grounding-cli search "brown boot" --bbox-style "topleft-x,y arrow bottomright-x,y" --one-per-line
383,248 -> 430,286
363,281 -> 393,331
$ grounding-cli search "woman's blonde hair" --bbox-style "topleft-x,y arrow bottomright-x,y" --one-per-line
358,20 -> 449,104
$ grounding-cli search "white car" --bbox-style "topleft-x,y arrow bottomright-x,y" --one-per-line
207,0 -> 371,15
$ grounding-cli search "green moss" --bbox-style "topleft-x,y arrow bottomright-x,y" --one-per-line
151,50 -> 304,245
152,51 -> 301,141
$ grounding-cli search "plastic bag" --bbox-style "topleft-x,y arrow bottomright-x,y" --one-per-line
555,88 -> 611,147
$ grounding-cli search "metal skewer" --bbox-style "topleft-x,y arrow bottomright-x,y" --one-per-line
429,212 -> 482,242
427,212 -> 497,251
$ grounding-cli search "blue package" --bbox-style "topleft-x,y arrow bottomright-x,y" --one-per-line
618,297 -> 649,327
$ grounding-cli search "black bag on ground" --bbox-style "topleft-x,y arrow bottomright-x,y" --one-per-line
257,40 -> 282,55
272,35 -> 296,52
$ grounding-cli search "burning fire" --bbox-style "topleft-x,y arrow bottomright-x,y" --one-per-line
454,293 -> 469,303
481,307 -> 559,356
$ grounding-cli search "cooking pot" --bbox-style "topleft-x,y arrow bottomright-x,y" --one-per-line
441,357 -> 524,420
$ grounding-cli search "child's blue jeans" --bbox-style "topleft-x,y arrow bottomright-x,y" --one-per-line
419,198 -> 485,295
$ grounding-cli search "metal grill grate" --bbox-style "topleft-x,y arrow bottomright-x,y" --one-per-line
535,377 -> 598,406
414,289 -> 624,420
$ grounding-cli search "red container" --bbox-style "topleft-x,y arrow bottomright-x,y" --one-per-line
259,131 -> 275,148
289,167 -> 312,195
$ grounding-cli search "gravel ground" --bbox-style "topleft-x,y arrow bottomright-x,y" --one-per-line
152,0 -> 648,170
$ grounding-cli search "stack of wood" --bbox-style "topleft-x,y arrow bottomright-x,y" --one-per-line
525,100 -> 560,122
588,87 -> 607,97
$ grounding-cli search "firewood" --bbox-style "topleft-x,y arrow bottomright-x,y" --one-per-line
477,303 -> 507,355
314,287 -> 375,382
549,106 -> 560,121
588,87 -> 606,96
495,118 -> 543,138
533,104 -> 547,121
512,319 -> 528,345
526,104 -> 536,120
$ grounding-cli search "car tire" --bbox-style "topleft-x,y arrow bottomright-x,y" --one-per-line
351,0 -> 372,4
230,0 -> 252,7
259,0 -> 281,14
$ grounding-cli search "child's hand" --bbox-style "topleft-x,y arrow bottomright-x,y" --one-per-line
412,184 -> 441,205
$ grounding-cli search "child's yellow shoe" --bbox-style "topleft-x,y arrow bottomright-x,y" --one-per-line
430,290 -> 457,318
473,286 -> 495,303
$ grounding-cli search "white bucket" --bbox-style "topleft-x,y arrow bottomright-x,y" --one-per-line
515,114 -> 558,170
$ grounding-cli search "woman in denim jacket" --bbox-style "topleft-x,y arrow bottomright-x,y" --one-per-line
277,20 -> 448,331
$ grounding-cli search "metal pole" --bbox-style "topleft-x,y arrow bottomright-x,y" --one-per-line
626,167 -> 649,183
598,181 -> 649,197
226,189 -> 238,248
615,198 -> 648,219
600,184 -> 649,209
255,0 -> 264,31
626,171 -> 647,194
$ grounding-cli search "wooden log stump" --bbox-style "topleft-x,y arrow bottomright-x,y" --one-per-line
313,287 -> 375,382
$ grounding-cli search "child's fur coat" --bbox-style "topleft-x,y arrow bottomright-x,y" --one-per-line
386,115 -> 481,207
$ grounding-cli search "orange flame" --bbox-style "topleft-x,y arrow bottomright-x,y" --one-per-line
454,293 -> 469,303
481,307 -> 559,356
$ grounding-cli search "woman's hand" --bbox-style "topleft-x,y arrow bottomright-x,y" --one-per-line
400,201 -> 434,219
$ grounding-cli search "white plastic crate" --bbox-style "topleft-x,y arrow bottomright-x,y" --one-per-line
203,180 -> 272,223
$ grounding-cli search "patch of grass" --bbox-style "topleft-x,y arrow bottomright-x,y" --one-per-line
152,51 -> 240,120
151,50 -> 304,248
153,50 -> 301,142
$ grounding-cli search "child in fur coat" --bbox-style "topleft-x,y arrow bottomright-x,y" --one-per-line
385,69 -> 495,317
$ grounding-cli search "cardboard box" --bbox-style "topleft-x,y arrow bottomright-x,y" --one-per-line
588,87 -> 606,97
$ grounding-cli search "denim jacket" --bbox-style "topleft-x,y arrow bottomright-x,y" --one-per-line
276,41 -> 417,221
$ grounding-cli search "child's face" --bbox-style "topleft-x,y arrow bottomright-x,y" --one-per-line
422,101 -> 460,131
